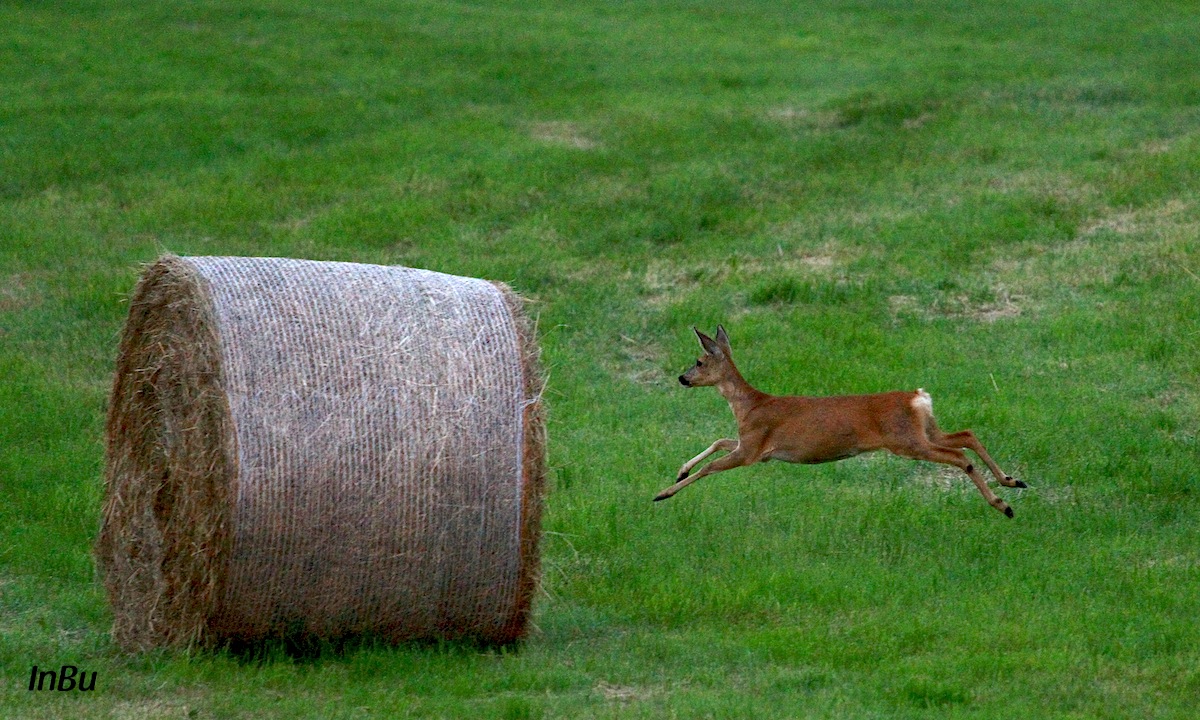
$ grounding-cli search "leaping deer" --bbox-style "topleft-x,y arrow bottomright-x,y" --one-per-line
654,326 -> 1025,517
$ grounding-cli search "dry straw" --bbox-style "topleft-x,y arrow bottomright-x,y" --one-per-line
96,255 -> 545,651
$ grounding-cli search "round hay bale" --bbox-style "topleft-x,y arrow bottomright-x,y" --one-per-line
96,255 -> 545,651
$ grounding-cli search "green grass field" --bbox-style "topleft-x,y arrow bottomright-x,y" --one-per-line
4,0 -> 1200,717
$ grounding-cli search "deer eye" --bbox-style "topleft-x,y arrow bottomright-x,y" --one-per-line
696,360 -> 704,367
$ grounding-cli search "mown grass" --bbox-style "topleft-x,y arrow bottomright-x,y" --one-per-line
3,0 -> 1200,717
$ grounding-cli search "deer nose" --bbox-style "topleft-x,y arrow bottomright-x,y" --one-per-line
678,375 -> 691,386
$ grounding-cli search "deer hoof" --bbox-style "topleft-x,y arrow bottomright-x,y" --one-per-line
1010,477 -> 1028,488
1004,506 -> 1014,518
676,470 -> 689,481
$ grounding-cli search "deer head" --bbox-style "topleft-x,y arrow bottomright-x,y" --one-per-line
678,326 -> 733,387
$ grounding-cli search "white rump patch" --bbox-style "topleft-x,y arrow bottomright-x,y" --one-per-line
912,388 -> 933,414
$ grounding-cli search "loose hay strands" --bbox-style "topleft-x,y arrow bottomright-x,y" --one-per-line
96,255 -> 545,651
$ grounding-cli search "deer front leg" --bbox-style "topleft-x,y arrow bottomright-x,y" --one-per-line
677,438 -> 738,481
655,446 -> 752,502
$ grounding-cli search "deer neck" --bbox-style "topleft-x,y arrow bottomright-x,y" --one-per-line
716,363 -> 764,420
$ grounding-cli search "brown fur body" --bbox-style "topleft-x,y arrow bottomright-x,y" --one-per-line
749,392 -> 929,464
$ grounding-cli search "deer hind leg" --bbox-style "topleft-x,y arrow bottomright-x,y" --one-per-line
892,440 -> 1014,518
655,445 -> 752,502
677,438 -> 738,481
930,428 -> 1025,489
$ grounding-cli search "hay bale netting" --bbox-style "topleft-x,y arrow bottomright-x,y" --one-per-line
96,255 -> 545,651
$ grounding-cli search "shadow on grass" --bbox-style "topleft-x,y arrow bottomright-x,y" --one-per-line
219,626 -> 523,665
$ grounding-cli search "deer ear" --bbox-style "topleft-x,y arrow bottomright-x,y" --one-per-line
693,327 -> 722,357
715,325 -> 731,353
